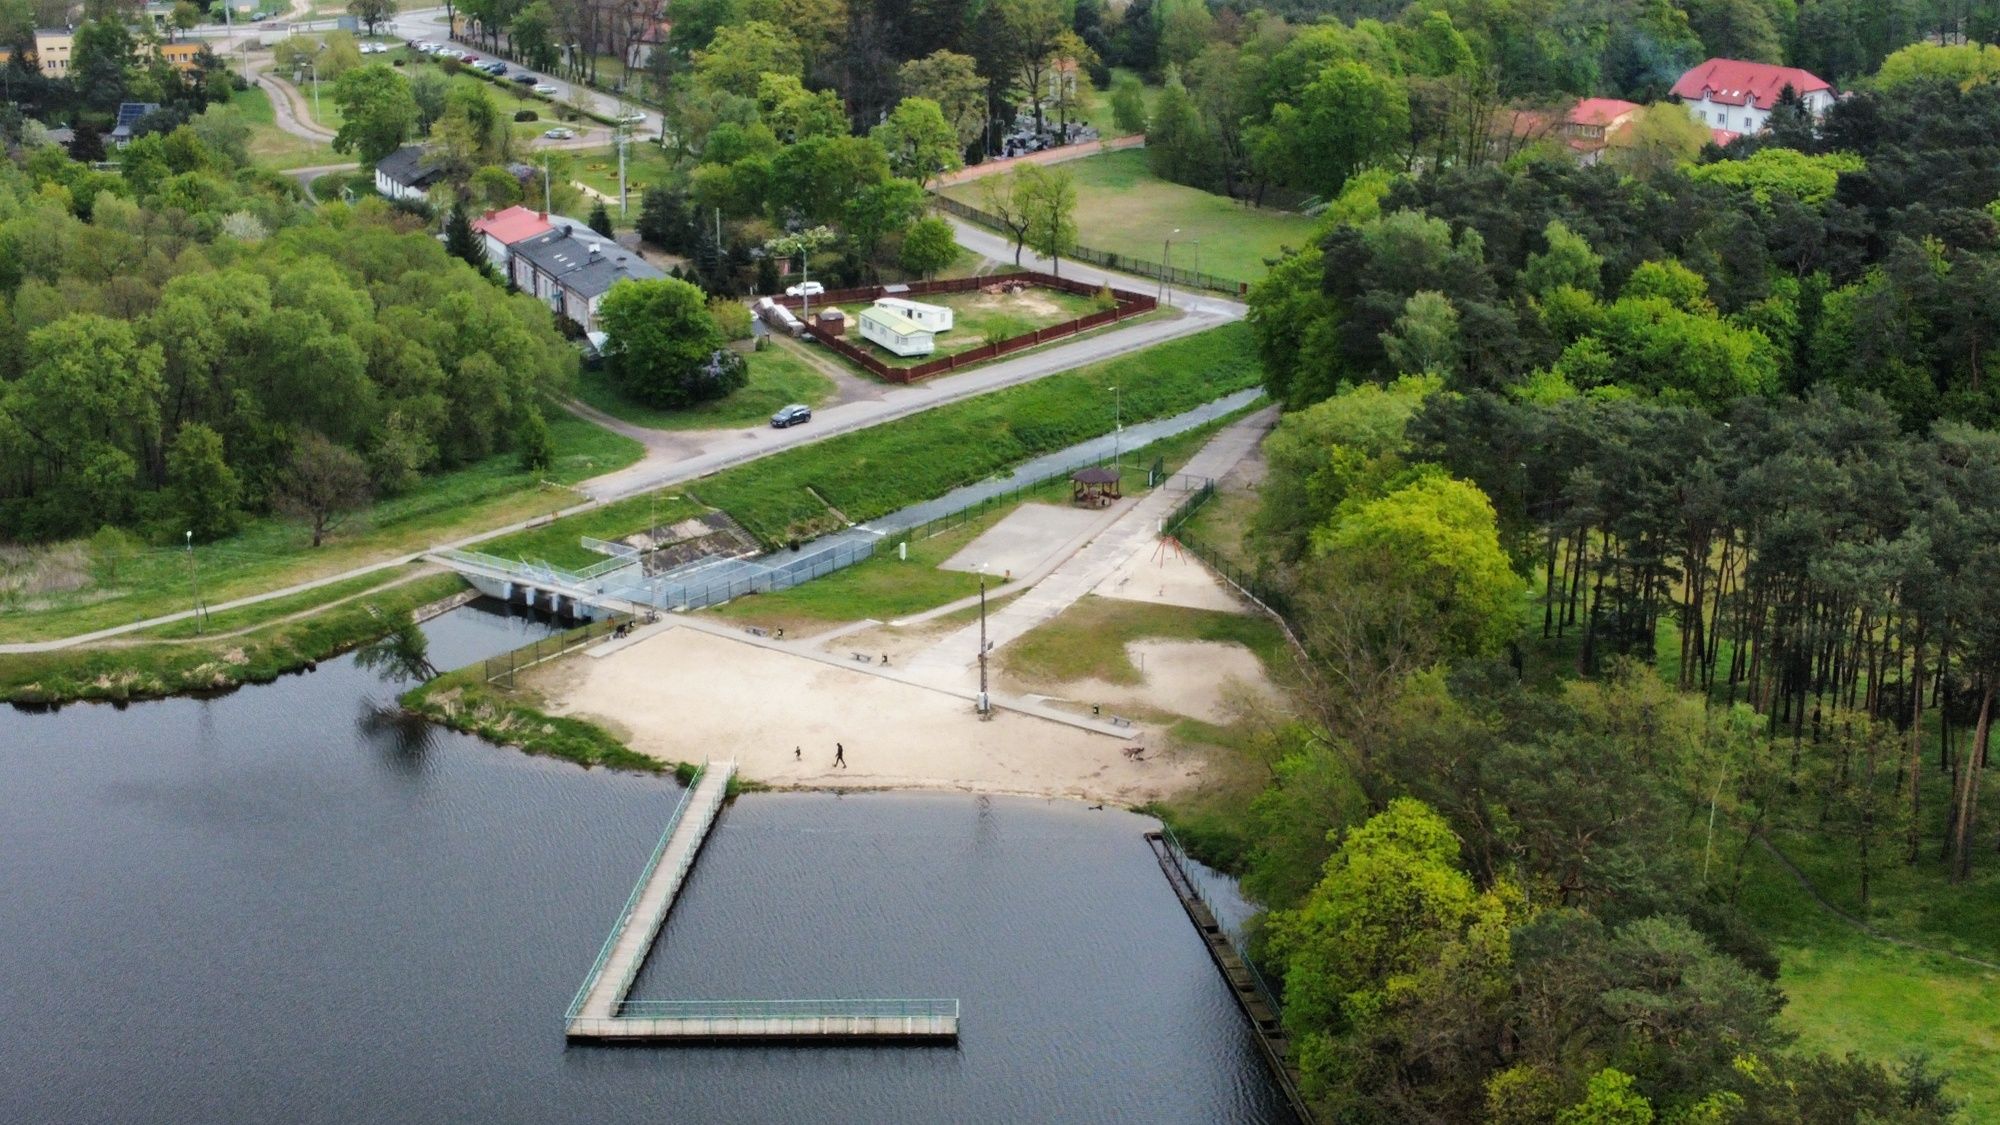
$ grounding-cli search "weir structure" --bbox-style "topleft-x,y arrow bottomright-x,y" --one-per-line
563,760 -> 960,1042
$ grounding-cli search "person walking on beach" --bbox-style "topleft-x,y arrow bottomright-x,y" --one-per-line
834,742 -> 847,768
795,745 -> 802,762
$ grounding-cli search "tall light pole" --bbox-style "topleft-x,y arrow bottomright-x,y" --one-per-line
185,530 -> 205,635
1160,227 -> 1180,306
977,570 -> 990,716
1109,383 -> 1121,467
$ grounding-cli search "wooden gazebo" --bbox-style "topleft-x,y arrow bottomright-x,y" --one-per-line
1071,466 -> 1123,508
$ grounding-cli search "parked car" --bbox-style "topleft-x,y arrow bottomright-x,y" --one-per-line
616,111 -> 646,124
543,127 -> 575,140
770,404 -> 812,429
784,281 -> 825,298
481,60 -> 508,74
532,82 -> 558,95
511,72 -> 537,84
413,39 -> 434,50
459,52 -> 480,63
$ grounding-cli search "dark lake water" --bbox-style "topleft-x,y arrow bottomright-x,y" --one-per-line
0,602 -> 1293,1123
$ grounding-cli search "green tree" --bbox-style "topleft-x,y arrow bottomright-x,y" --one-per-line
587,199 -> 614,237
898,50 -> 987,151
841,177 -> 927,268
165,421 -> 241,541
1380,290 -> 1460,377
1313,472 -> 1522,658
71,20 -> 133,114
873,97 -> 962,188
1607,104 -> 1707,177
998,0 -> 1068,136
691,20 -> 801,97
274,431 -> 373,547
515,406 -> 554,472
443,201 -> 490,277
355,615 -> 439,682
1015,163 -> 1078,275
1523,220 -> 1603,297
1108,71 -> 1148,134
407,67 -> 449,134
598,277 -> 728,408
900,215 -> 959,279
509,0 -> 555,71
330,64 -> 418,166
346,0 -> 395,36
1277,60 -> 1409,194
1556,1069 -> 1654,1125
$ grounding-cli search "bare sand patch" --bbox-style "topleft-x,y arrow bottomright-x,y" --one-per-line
939,502 -> 1103,578
1096,545 -> 1246,614
534,624 -> 1196,804
1013,639 -> 1282,725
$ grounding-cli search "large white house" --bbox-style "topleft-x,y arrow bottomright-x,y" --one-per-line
872,296 -> 953,332
1671,58 -> 1834,136
859,305 -> 935,357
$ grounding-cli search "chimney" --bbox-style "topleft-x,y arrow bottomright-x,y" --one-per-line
537,211 -> 547,221
483,209 -> 496,220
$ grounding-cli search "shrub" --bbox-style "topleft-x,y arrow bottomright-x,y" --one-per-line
513,108 -> 536,122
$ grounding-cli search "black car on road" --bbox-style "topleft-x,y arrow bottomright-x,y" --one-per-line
770,404 -> 812,428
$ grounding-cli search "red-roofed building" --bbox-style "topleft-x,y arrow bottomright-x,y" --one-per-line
1671,58 -> 1834,135
471,206 -> 554,272
1561,97 -> 1642,164
1710,127 -> 1743,148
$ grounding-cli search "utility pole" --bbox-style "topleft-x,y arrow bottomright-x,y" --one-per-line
541,153 -> 551,213
977,572 -> 990,717
617,123 -> 628,216
1112,383 -> 1122,467
185,530 -> 205,635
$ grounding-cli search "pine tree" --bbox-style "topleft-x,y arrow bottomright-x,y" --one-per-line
444,202 -> 492,279
68,125 -> 106,163
588,199 -> 615,237
516,407 -> 555,472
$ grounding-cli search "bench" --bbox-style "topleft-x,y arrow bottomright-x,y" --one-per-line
744,626 -> 770,638
850,651 -> 874,663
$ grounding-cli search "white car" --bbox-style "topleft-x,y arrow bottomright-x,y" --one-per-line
785,281 -> 825,298
616,111 -> 646,124
533,82 -> 558,95
543,127 -> 576,140
414,40 -> 434,50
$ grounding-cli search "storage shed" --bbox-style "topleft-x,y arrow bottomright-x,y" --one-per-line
859,305 -> 936,356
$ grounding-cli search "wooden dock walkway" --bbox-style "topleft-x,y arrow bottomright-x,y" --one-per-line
1145,830 -> 1316,1123
563,760 -> 959,1042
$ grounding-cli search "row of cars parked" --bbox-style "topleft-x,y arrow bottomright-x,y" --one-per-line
410,41 -> 558,92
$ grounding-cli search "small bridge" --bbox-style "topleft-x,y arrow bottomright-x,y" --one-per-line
563,760 -> 959,1042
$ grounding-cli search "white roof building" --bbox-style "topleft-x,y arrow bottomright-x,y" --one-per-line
872,297 -> 953,332
859,305 -> 935,357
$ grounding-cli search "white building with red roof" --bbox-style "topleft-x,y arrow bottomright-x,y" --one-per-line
1561,97 -> 1642,164
1671,58 -> 1834,136
470,205 -> 555,272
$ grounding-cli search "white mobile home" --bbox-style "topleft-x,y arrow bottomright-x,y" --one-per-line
860,305 -> 936,357
872,297 -> 954,332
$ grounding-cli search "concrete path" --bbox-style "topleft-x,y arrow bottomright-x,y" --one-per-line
935,134 -> 1146,187
900,408 -> 1278,691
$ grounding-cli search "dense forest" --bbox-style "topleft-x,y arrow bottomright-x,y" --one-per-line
1225,55 -> 2000,1124
0,139 -> 573,543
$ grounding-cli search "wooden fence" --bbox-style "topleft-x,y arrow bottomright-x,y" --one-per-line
768,271 -> 1157,383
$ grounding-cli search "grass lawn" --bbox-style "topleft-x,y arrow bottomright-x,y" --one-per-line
481,321 -> 1261,564
1003,595 -> 1290,688
1080,67 -> 1159,138
944,148 -> 1315,285
1733,840 -> 2000,1121
569,142 -> 676,208
831,286 -> 1107,369
575,345 -> 834,430
0,414 -> 641,644
207,86 -> 338,171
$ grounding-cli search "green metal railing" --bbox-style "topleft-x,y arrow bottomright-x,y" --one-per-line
613,998 -> 960,1021
564,761 -> 709,1025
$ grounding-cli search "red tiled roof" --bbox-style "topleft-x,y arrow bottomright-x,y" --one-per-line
1710,128 -> 1743,146
471,205 -> 553,246
1671,58 -> 1831,110
1566,98 -> 1641,127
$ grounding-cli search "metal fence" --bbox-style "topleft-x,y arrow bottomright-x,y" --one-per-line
613,998 -> 960,1021
932,195 -> 1252,296
481,613 -> 634,688
1155,823 -> 1287,1021
565,761 -> 709,1026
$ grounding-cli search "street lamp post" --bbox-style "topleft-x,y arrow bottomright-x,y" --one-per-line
1109,384 -> 1121,467
1160,227 -> 1182,307
977,571 -> 990,716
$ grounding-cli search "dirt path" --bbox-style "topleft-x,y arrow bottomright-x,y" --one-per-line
936,134 -> 1145,187
767,334 -> 888,408
1756,836 -> 2000,972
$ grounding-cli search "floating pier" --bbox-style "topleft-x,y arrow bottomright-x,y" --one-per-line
563,760 -> 959,1042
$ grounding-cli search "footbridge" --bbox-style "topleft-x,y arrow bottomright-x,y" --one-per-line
563,760 -> 959,1042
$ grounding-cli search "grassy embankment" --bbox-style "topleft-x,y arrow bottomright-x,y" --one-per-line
206,85 -> 336,171
574,345 -> 835,430
483,320 -> 1262,571
705,408 -> 1255,632
0,414 -> 641,646
400,617 -> 669,774
0,570 -> 468,704
942,148 -> 1316,285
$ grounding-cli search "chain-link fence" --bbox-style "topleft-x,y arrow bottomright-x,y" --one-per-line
481,613 -> 635,688
932,195 -> 1253,296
